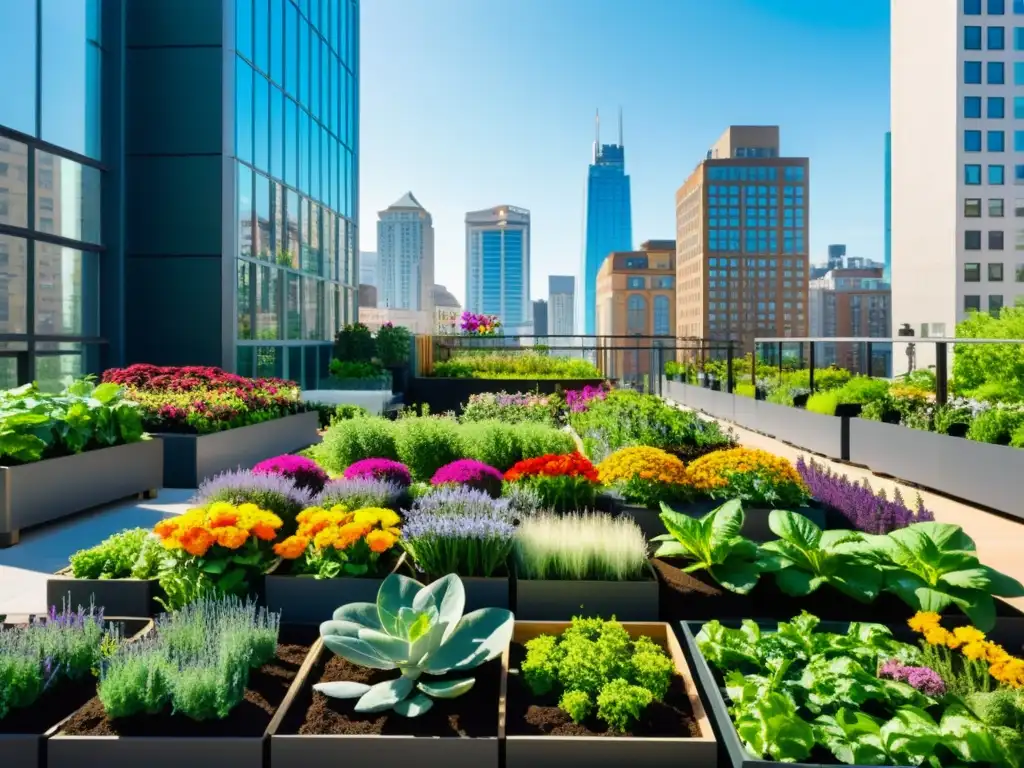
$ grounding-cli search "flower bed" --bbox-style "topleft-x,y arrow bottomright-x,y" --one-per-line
504,452 -> 599,512
460,391 -> 561,425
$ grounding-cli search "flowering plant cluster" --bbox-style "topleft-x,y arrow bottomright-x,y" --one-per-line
565,384 -> 607,413
909,611 -> 1024,691
597,446 -> 692,508
460,311 -> 501,335
504,451 -> 599,512
253,454 -> 329,494
192,468 -> 314,532
273,505 -> 402,579
796,456 -> 934,534
343,457 -> 412,487
103,364 -> 304,434
687,447 -> 809,508
877,658 -> 947,697
460,391 -> 559,425
316,477 -> 407,512
430,458 -> 504,497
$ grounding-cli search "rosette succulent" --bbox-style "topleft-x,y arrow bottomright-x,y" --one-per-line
317,573 -> 514,716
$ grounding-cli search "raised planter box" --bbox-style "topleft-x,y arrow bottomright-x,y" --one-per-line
158,410 -> 320,488
664,382 -> 736,421
268,639 -> 499,768
46,571 -> 160,618
0,439 -> 163,548
502,621 -> 717,768
459,574 -> 511,612
514,562 -> 659,621
409,377 -> 605,416
849,418 -> 1024,519
747,400 -> 849,460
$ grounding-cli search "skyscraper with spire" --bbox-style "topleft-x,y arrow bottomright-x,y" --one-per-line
581,108 -> 633,335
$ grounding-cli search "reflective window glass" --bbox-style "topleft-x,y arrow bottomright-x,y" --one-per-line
303,275 -> 323,339
270,0 -> 284,85
256,263 -> 280,338
285,97 -> 298,188
285,0 -> 298,97
41,0 -> 102,158
254,172 -> 271,260
254,0 -> 269,73
299,20 -> 310,107
286,273 -> 301,339
0,6 -> 36,135
236,58 -> 253,163
0,234 -> 29,334
36,151 -> 101,244
0,139 -> 30,229
238,163 -> 254,258
34,243 -> 99,335
270,86 -> 283,180
237,0 -> 253,60
254,75 -> 270,171
237,259 -> 253,339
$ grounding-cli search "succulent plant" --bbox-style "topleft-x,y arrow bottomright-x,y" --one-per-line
316,573 -> 514,716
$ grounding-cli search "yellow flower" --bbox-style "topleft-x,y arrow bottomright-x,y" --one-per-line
353,509 -> 380,525
313,527 -> 337,550
907,611 -> 942,634
377,509 -> 401,529
952,626 -> 985,646
213,525 -> 249,550
366,529 -> 396,553
687,447 -> 806,494
923,627 -> 952,647
597,446 -> 690,487
962,641 -> 989,661
273,535 -> 309,560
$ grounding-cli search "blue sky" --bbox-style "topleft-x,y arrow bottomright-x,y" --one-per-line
359,0 -> 891,305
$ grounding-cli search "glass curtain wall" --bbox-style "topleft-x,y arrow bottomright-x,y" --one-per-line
234,0 -> 358,387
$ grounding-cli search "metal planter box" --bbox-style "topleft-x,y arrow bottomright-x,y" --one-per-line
48,736 -> 263,768
849,418 -> 1024,518
0,439 -> 163,548
158,411 -> 320,488
514,562 -> 659,621
671,383 -> 736,421
503,621 -> 717,768
748,401 -> 849,460
459,575 -> 510,612
268,640 -> 499,768
45,574 -> 160,618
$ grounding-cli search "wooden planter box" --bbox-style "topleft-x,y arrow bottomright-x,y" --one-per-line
0,439 -> 163,548
158,411 -> 320,488
46,570 -> 161,618
268,639 -> 499,768
502,621 -> 717,768
514,562 -> 659,621
848,418 -> 1024,519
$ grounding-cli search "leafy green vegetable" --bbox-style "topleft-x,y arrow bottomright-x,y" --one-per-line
652,499 -> 761,593
69,528 -> 166,580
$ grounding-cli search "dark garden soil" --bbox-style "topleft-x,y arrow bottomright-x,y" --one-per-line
280,650 -> 501,737
505,643 -> 700,738
0,678 -> 96,735
58,628 -> 315,738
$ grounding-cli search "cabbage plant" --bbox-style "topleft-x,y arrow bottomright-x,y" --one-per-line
316,573 -> 513,716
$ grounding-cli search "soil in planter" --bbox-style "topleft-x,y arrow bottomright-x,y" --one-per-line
0,678 -> 95,736
280,652 -> 501,737
505,644 -> 700,738
58,629 -> 314,738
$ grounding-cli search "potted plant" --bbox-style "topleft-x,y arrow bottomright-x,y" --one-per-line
514,512 -> 657,621
375,323 -> 413,394
502,616 -> 716,767
268,573 -> 512,767
502,451 -> 599,513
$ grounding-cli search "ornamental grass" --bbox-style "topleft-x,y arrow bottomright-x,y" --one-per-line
597,446 -> 692,508
272,506 -> 402,578
687,447 -> 809,508
514,512 -> 649,582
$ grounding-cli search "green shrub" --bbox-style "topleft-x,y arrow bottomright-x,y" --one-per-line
316,417 -> 399,473
69,528 -> 164,580
735,382 -> 756,398
967,407 -> 1024,446
834,376 -> 891,404
433,351 -> 602,379
953,305 -> 1024,401
394,417 -> 463,479
805,391 -> 840,415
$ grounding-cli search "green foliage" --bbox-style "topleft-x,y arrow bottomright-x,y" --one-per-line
317,573 -> 514,717
394,417 -> 463,480
521,617 -> 673,732
69,528 -> 166,580
954,305 -> 1024,401
805,377 -> 890,416
0,378 -> 145,464
375,324 -> 413,366
898,368 -> 937,392
328,360 -> 385,380
333,323 -> 377,364
652,500 -> 761,594
805,391 -> 840,415
459,391 -> 559,425
317,416 -> 401,472
967,406 -> 1024,446
433,351 -> 602,379
735,382 -> 756,398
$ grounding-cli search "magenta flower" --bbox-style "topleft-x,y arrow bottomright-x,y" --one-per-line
253,454 -> 329,494
878,659 -> 946,696
344,458 -> 412,487
430,459 -> 504,498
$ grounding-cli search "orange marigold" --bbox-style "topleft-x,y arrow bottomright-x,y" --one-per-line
180,527 -> 215,557
597,446 -> 690,487
366,529 -> 396,553
687,447 -> 805,492
213,525 -> 249,550
273,535 -> 310,559
251,521 -> 279,541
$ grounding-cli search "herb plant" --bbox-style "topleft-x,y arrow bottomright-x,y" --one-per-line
316,477 -> 407,511
192,468 -> 314,531
514,512 -> 649,582
69,528 -> 165,580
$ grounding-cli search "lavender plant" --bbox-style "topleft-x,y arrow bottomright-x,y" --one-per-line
315,477 -> 407,511
192,468 -> 314,528
795,456 -> 934,534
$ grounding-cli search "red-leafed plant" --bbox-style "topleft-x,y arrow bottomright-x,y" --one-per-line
503,452 -> 598,512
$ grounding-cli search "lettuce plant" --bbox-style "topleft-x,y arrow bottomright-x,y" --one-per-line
316,573 -> 513,716
651,500 -> 761,594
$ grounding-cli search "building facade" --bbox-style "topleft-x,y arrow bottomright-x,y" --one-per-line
548,275 -> 575,336
891,0 -> 1024,364
808,264 -> 892,375
533,299 -> 548,340
465,205 -> 531,331
675,126 -> 809,355
884,131 -> 892,284
582,111 -> 632,334
359,249 -> 377,287
358,283 -> 377,308
377,192 -> 433,314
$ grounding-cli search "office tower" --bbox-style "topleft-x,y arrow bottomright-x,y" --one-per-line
360,250 -> 378,287
827,244 -> 847,270
808,263 -> 892,375
884,131 -> 892,285
595,240 -> 676,381
358,284 -> 377,308
892,0 -> 1020,361
465,205 -> 531,331
548,275 -> 576,336
582,109 -> 633,334
675,126 -> 809,354
533,299 -> 548,338
378,192 -> 434,313
0,1 -> 360,390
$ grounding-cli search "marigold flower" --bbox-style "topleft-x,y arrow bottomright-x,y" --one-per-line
907,611 -> 942,633
353,509 -> 380,525
180,527 -> 214,557
207,507 -> 240,528
273,535 -> 310,559
377,509 -> 401,529
314,528 -> 338,550
366,529 -> 396,553
923,627 -> 951,647
154,519 -> 180,538
251,521 -> 279,541
951,626 -> 985,646
962,641 -> 989,661
214,525 -> 249,550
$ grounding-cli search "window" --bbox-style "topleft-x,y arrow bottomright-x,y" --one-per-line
991,230 -> 1006,249
1017,0 -> 1024,13
966,0 -> 981,11
1017,164 -> 1024,184
966,96 -> 983,118
990,131 -> 1006,151
990,262 -> 1005,280
965,263 -> 982,282
1015,61 -> 1024,83
989,26 -> 1006,48
1016,199 -> 1024,216
990,164 -> 1006,185
966,61 -> 983,83
965,130 -> 983,151
1017,262 -> 1024,280
1016,97 -> 1024,118
991,198 -> 1006,216
966,25 -> 983,48
989,97 -> 1006,118
1017,27 -> 1024,48
990,294 -> 1004,315
988,61 -> 1006,83
626,295 -> 646,334
966,164 -> 982,185
966,198 -> 982,216
626,276 -> 645,289
992,0 -> 1007,12
656,276 -> 674,289
653,295 -> 670,336
965,295 -> 981,312
966,231 -> 983,250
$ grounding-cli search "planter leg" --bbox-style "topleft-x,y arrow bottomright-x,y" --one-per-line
140,488 -> 159,500
0,529 -> 20,548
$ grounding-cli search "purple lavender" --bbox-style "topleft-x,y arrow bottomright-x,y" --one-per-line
401,510 -> 515,578
192,468 -> 314,521
343,458 -> 412,487
879,658 -> 946,696
315,477 -> 406,511
430,459 -> 504,498
796,456 -> 934,534
406,485 -> 513,521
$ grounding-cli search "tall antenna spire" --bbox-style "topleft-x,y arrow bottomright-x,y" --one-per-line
595,108 -> 600,146
618,107 -> 623,146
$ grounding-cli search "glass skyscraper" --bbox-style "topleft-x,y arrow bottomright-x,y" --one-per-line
465,205 -> 531,330
582,113 -> 632,335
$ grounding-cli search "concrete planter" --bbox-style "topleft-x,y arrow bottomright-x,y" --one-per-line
46,573 -> 160,618
503,621 -> 716,768
157,411 -> 320,488
848,418 -> 1024,518
514,562 -> 659,621
0,439 -> 163,548
747,401 -> 849,460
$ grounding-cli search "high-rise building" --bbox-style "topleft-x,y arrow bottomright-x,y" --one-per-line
358,284 -> 377,308
0,0 -> 360,390
582,110 -> 632,334
360,250 -> 378,287
533,300 -> 548,339
465,205 -> 531,331
884,131 -> 892,284
891,0 -> 1019,359
808,264 -> 892,376
548,275 -> 576,336
378,192 -> 434,313
595,240 -> 676,382
675,126 -> 809,354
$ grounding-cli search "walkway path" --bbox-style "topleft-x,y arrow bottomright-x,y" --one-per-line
675,403 -> 1024,610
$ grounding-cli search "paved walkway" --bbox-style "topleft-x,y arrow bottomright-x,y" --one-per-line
677,404 -> 1024,610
